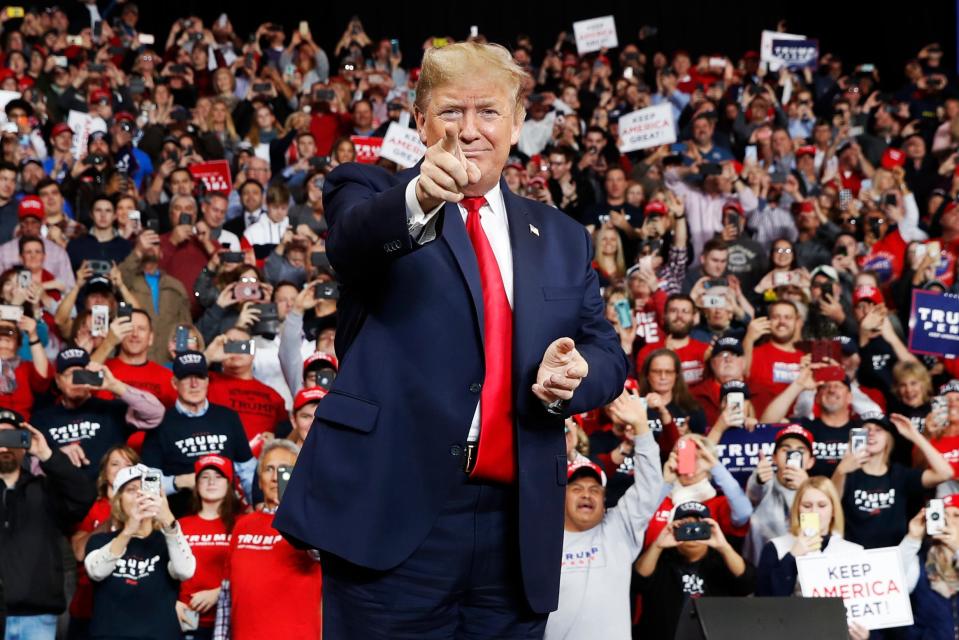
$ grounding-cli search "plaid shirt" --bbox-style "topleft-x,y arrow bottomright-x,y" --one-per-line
657,245 -> 688,296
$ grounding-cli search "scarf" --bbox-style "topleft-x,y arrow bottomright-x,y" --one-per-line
926,544 -> 959,599
669,477 -> 717,516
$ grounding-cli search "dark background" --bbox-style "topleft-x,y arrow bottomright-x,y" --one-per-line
137,0 -> 956,88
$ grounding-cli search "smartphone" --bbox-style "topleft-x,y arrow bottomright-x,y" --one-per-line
786,450 -> 803,469
138,33 -> 155,45
277,464 -> 293,501
66,35 -> 83,46
814,365 -> 846,383
252,82 -> 273,94
927,241 -> 942,267
674,520 -> 711,541
16,270 -> 30,290
127,210 -> 141,234
0,428 -> 29,448
623,67 -> 634,80
744,145 -> 758,163
315,282 -> 340,300
799,512 -> 821,537
701,293 -> 727,309
310,252 -> 331,270
932,395 -> 949,431
612,299 -> 632,329
726,392 -> 745,427
811,339 -> 841,364
88,259 -> 111,275
72,369 -> 104,387
221,251 -> 245,264
838,189 -> 853,211
141,471 -> 162,495
91,305 -> 109,338
677,438 -> 696,476
88,63 -> 106,73
52,56 -> 68,68
92,21 -> 102,42
4,7 -> 24,18
174,324 -> 191,354
179,607 -> 199,632
772,271 -> 791,287
314,87 -> 335,102
145,218 -> 160,232
849,427 -> 868,454
0,304 -> 22,322
298,20 -> 309,37
177,213 -> 193,227
170,64 -> 187,75
116,302 -> 133,319
224,339 -> 255,356
469,25 -> 478,38
390,38 -> 400,55
927,498 -> 947,536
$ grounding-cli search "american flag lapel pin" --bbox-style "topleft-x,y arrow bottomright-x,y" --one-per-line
529,223 -> 540,237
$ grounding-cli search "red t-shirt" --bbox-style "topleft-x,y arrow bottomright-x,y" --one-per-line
690,378 -> 722,427
179,515 -> 232,628
643,494 -> 750,551
227,511 -> 322,640
860,229 -> 907,285
69,497 -> 112,619
100,358 -> 177,407
635,338 -> 709,386
207,373 -> 287,441
0,359 -> 51,420
748,342 -> 803,417
930,435 -> 959,480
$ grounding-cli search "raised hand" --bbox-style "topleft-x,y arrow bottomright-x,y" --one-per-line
414,123 -> 482,211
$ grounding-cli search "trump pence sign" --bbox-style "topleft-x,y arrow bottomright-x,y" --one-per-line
908,290 -> 959,357
796,546 -> 913,630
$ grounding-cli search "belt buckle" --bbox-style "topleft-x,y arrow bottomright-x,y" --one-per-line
463,443 -> 477,474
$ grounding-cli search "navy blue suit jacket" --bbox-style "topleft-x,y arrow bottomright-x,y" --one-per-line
274,162 -> 627,614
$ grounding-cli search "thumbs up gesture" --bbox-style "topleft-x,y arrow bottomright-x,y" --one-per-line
414,123 -> 482,211
532,337 -> 589,405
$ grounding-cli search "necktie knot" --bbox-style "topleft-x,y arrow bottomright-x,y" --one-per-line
461,196 -> 487,218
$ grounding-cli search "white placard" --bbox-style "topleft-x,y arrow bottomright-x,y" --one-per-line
572,16 -> 618,55
617,103 -> 676,153
796,546 -> 913,631
378,122 -> 426,168
67,110 -> 107,160
760,30 -> 805,71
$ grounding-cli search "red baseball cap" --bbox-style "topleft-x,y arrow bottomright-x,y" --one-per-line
881,147 -> 906,170
51,122 -> 72,138
943,494 -> 959,509
194,454 -> 234,482
567,458 -> 607,487
853,285 -> 883,305
89,87 -> 111,105
775,424 -> 814,450
644,200 -> 669,216
796,145 -> 816,158
114,111 -> 136,124
293,386 -> 327,411
722,200 -> 744,215
18,195 -> 43,220
302,351 -> 338,373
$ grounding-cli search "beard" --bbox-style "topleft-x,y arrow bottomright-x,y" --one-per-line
667,320 -> 692,339
0,453 -> 19,474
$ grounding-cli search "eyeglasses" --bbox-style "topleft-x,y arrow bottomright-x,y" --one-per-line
775,248 -> 793,254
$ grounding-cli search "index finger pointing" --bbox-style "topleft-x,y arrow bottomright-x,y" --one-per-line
441,122 -> 460,155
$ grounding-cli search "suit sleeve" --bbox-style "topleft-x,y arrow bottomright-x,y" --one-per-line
324,165 -> 417,284
565,226 -> 629,416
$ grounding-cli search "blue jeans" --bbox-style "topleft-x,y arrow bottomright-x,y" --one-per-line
5,614 -> 58,640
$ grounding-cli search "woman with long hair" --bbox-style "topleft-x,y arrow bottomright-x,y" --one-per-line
592,225 -> 626,288
753,238 -> 809,295
176,455 -> 245,639
68,446 -> 139,639
84,464 -> 195,639
922,383 -> 959,496
205,98 -> 240,164
638,348 -> 707,454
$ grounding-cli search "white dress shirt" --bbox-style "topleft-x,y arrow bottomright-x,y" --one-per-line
405,177 -> 513,440
243,216 -> 290,245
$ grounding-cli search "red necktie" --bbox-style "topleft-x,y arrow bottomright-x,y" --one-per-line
461,196 -> 516,484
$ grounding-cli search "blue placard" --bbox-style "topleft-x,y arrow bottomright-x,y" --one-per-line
771,39 -> 819,70
908,290 -> 959,357
714,423 -> 783,486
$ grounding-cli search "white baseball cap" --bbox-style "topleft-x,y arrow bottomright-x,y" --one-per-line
112,463 -> 154,494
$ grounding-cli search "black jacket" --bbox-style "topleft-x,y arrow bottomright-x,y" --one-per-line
0,450 -> 96,615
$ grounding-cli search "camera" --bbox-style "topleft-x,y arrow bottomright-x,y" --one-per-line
235,281 -> 261,302
250,303 -> 280,337
88,260 -> 111,276
675,521 -> 712,541
701,294 -> 726,309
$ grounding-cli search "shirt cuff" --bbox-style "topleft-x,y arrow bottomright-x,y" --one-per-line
405,176 -> 443,229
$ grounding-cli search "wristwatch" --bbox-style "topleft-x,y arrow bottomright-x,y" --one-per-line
546,399 -> 569,415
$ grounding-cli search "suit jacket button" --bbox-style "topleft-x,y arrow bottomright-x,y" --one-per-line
449,445 -> 462,456
469,382 -> 482,394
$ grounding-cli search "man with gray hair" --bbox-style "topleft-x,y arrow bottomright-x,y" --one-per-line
276,41 -> 627,638
158,194 -> 222,315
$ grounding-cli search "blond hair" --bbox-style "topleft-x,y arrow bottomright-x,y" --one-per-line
789,476 -> 844,536
893,360 -> 933,405
415,42 -> 528,119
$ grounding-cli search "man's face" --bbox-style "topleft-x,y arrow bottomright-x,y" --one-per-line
38,184 -> 64,217
202,196 -> 228,228
19,216 -> 41,239
240,184 -> 263,213
91,200 -> 115,230
259,447 -> 297,507
415,73 -> 523,197
170,198 -> 197,226
605,170 -> 626,199
297,135 -> 316,159
565,475 -> 604,530
266,203 -> 288,223
771,129 -> 792,155
170,171 -> 194,196
701,249 -> 728,278
174,374 -> 208,405
710,351 -> 743,383
813,124 -> 831,146
704,306 -> 732,329
853,300 -> 876,324
818,380 -> 851,415
665,300 -> 696,337
292,403 -> 318,442
584,131 -> 605,151
0,169 -> 15,200
0,423 -> 24,473
246,159 -> 271,186
121,313 -> 153,358
692,118 -> 712,145
352,102 -> 373,129
548,153 -> 570,180
57,366 -> 93,403
20,238 -> 43,269
769,304 -> 798,344
274,284 -> 297,321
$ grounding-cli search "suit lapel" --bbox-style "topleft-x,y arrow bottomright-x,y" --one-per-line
441,201 -> 485,340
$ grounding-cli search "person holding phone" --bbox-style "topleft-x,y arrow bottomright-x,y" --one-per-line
742,425 -> 817,566
0,411 -> 95,640
84,464 -> 196,640
0,314 -> 50,419
635,499 -> 754,640
176,455 -> 245,639
833,413 -> 952,548
214,439 -> 321,640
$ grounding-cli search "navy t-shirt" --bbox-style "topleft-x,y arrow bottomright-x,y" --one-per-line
140,403 -> 253,476
841,464 -> 924,549
86,530 -> 181,640
798,416 -> 861,477
33,398 -> 137,481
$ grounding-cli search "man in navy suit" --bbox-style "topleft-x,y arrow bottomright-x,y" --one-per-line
275,41 -> 627,639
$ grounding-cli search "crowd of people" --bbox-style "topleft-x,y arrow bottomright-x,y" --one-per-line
0,3 -> 956,639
